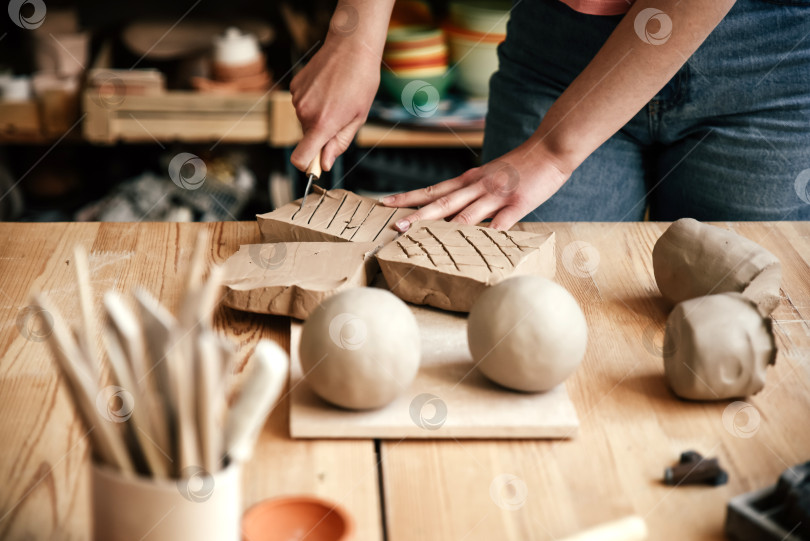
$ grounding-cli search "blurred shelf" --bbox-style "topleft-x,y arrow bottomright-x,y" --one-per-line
355,123 -> 483,148
83,41 -> 271,145
0,132 -> 83,145
0,96 -> 83,145
268,91 -> 484,149
3,90 -> 484,148
0,101 -> 40,137
83,91 -> 270,144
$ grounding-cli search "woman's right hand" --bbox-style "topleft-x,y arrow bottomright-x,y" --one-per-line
289,2 -> 394,173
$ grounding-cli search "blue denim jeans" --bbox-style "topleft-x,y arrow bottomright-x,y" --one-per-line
483,0 -> 810,221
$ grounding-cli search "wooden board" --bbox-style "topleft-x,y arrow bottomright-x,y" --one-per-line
289,301 -> 579,439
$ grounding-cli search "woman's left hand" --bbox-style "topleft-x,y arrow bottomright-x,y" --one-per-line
381,143 -> 570,232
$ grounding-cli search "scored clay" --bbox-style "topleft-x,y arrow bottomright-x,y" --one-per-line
257,187 -> 413,245
376,220 -> 555,312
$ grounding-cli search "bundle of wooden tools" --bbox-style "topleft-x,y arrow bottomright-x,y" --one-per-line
31,232 -> 288,478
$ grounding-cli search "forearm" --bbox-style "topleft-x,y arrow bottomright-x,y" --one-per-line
289,0 -> 394,170
530,0 -> 736,174
325,0 -> 395,58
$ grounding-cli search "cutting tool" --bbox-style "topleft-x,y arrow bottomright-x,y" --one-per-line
300,152 -> 322,209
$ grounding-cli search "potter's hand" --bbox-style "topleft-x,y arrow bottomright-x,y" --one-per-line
289,0 -> 395,173
381,144 -> 570,231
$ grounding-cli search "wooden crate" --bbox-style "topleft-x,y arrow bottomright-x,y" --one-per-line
268,91 -> 302,146
82,40 -> 271,144
39,90 -> 80,137
83,90 -> 270,144
0,101 -> 41,138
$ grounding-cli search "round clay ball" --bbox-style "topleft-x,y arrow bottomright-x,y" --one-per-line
468,276 -> 587,392
299,287 -> 420,410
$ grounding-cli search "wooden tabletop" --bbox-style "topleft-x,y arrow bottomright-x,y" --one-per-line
0,221 -> 808,541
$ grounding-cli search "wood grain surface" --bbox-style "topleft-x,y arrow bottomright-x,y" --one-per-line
381,221 -> 810,541
0,222 -> 382,541
0,221 -> 807,541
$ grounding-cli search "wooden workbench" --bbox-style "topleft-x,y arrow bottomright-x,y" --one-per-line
0,221 -> 808,540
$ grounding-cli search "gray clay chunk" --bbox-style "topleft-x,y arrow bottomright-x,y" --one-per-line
663,293 -> 776,400
653,218 -> 782,316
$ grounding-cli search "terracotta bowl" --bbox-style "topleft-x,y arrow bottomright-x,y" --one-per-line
212,56 -> 266,81
242,496 -> 353,541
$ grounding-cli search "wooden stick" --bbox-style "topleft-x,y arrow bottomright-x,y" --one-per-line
173,233 -> 227,473
32,293 -> 135,476
560,516 -> 647,541
101,324 -> 170,477
196,264 -> 224,327
224,340 -> 289,463
196,331 -> 224,472
72,246 -> 99,376
178,235 -> 221,330
103,292 -> 171,478
184,230 -> 209,304
173,330 -> 202,473
133,287 -> 179,467
105,291 -> 172,459
104,292 -> 148,389
215,333 -> 236,383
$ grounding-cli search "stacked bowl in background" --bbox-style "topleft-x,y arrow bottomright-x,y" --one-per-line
381,25 -> 453,104
446,0 -> 511,97
384,26 -> 447,78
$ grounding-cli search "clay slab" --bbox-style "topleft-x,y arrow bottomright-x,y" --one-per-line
257,187 -> 413,245
289,301 -> 579,439
375,220 -> 555,312
221,242 -> 379,320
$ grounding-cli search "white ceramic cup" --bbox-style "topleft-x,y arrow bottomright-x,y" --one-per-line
214,27 -> 261,66
1,77 -> 32,101
92,463 -> 242,541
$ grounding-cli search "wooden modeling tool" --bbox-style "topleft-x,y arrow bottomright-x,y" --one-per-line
174,333 -> 202,472
173,231 -> 212,472
299,152 -> 322,210
225,340 -> 289,463
33,235 -> 288,482
72,246 -> 99,376
197,331 -> 224,472
104,291 -> 171,476
559,516 -> 647,541
101,317 -> 169,477
32,293 -> 135,476
133,287 -> 179,417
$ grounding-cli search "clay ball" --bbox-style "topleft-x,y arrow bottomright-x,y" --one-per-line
300,288 -> 420,410
468,276 -> 587,392
663,293 -> 776,400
